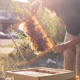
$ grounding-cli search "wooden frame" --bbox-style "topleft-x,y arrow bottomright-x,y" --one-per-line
6,15 -> 54,65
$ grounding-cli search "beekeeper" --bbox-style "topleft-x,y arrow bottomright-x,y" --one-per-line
31,0 -> 80,79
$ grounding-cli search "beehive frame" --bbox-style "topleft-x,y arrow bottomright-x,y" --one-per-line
6,15 -> 54,65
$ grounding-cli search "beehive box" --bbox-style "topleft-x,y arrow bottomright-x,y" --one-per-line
5,67 -> 76,80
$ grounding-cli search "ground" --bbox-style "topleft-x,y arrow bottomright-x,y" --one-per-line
0,39 -> 21,54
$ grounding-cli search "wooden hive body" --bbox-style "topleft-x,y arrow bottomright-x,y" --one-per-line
6,67 -> 76,80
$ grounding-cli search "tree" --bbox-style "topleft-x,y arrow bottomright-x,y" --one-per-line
9,0 -> 31,20
37,7 -> 66,44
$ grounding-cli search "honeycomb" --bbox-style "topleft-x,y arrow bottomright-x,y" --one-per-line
19,15 -> 54,55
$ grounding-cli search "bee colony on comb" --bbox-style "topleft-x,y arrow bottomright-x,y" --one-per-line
19,15 -> 54,55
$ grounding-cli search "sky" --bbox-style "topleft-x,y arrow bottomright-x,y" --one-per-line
14,0 -> 28,3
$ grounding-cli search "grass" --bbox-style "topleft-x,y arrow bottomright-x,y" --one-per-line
0,53 -> 26,78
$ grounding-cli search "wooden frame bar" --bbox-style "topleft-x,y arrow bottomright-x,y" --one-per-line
6,15 -> 54,65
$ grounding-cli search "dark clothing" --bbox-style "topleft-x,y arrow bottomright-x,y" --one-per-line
55,0 -> 80,36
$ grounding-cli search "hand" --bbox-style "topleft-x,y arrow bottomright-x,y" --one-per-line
54,43 -> 68,53
31,0 -> 41,14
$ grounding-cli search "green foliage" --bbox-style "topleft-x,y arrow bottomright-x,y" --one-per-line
10,29 -> 35,61
37,7 -> 66,44
10,0 -> 31,20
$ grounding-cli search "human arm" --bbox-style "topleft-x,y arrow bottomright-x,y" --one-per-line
54,34 -> 80,53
